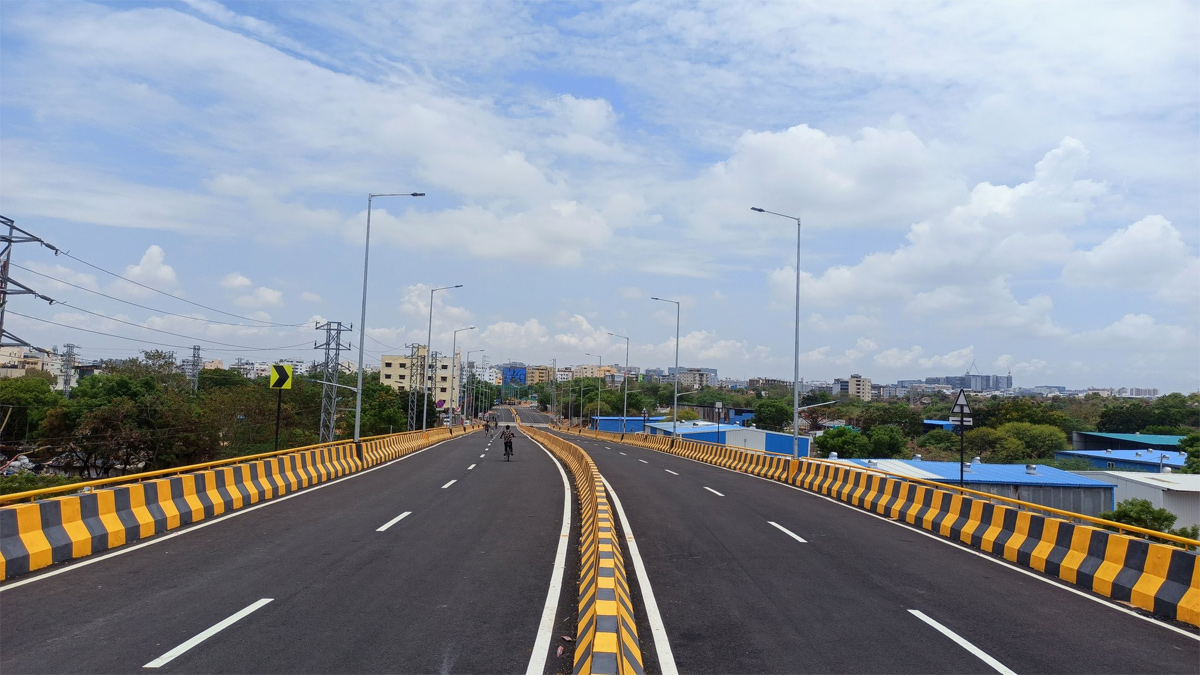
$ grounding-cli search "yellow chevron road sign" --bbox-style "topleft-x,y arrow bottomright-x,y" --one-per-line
270,364 -> 293,389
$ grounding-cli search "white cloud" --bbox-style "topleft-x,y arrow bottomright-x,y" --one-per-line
300,291 -> 322,303
1070,314 -> 1193,350
917,346 -> 975,371
221,272 -> 252,289
112,245 -> 177,297
874,346 -> 924,369
1063,215 -> 1200,305
234,286 -> 283,307
22,262 -> 99,293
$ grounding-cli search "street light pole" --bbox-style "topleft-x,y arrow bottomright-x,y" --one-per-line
651,297 -> 680,439
608,332 -> 629,433
466,349 -> 484,420
354,191 -> 424,443
450,327 -> 475,426
751,207 -> 803,459
422,283 -> 463,431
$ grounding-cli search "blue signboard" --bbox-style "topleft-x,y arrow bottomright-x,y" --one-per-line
501,366 -> 526,386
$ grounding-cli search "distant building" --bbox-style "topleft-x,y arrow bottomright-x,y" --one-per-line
645,420 -> 812,456
201,359 -> 225,370
748,377 -> 791,390
676,368 -> 715,389
379,346 -> 461,409
643,368 -> 665,382
556,368 -> 574,382
1070,431 -> 1185,453
574,364 -> 617,379
526,365 -> 554,385
925,374 -> 1013,391
834,374 -> 872,401
718,378 -> 748,389
591,416 -> 666,433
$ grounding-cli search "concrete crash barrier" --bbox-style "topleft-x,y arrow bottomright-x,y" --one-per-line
520,422 -> 643,675
567,428 -> 1200,628
0,425 -> 476,581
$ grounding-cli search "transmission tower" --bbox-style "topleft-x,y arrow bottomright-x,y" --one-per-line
315,321 -> 353,443
1,216 -> 56,352
61,343 -> 78,399
406,343 -> 424,432
180,344 -> 202,392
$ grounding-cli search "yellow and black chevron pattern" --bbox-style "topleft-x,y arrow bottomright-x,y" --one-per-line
563,426 -> 1200,629
0,425 -> 480,580
520,421 -> 643,675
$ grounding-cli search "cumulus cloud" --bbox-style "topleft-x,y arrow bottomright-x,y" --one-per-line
221,272 -> 253,289
113,245 -> 177,297
234,286 -> 283,307
300,291 -> 322,303
1063,215 -> 1200,305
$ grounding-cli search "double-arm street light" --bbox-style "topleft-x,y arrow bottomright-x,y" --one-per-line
423,284 -> 463,430
449,326 -> 476,425
608,332 -> 630,433
354,191 -> 424,443
750,206 -> 804,458
650,296 -> 681,439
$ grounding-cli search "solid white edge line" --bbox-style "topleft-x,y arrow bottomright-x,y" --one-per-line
908,609 -> 1017,675
376,511 -> 412,532
601,475 -> 679,675
703,487 -> 725,497
441,480 -> 457,489
143,598 -> 273,668
768,521 -> 808,544
583,436 -> 1200,642
1,436 -> 465,592
664,469 -> 679,476
523,432 -> 573,675
468,464 -> 477,470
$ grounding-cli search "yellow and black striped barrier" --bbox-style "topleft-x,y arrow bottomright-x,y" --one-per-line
564,427 -> 1200,628
520,422 -> 643,675
0,425 -> 479,580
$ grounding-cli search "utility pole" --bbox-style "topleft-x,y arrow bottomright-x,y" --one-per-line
1,216 -> 56,352
315,321 -> 353,443
61,343 -> 78,399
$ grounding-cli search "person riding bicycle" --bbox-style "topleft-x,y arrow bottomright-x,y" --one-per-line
501,424 -> 515,457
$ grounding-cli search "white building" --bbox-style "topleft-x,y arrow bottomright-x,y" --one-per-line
379,346 -> 462,409
556,368 -> 574,382
1075,471 -> 1200,529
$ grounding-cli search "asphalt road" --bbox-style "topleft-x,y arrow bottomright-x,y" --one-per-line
0,431 -> 573,674
558,431 -> 1200,675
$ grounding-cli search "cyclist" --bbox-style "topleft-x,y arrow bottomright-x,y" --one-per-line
501,424 -> 515,460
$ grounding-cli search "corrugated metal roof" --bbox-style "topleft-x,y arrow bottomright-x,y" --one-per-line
844,459 -> 1115,487
1077,432 -> 1185,446
647,421 -> 721,436
1058,449 -> 1186,467
1075,471 -> 1200,493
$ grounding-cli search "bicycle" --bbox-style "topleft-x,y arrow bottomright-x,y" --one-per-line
504,440 -> 513,461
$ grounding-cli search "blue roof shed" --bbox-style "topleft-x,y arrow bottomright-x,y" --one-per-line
1055,449 -> 1186,472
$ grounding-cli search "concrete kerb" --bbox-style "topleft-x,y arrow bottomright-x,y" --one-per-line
0,425 -> 480,581
518,414 -> 644,675
560,427 -> 1200,628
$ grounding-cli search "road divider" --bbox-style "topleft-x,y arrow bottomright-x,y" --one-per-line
0,425 -> 479,581
554,425 -> 1200,628
518,419 -> 644,675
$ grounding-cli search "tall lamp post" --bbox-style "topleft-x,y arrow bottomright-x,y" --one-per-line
585,352 -> 603,429
422,284 -> 462,430
466,349 -> 484,419
354,191 -> 424,443
608,332 -> 630,433
449,326 -> 475,425
750,207 -> 804,459
651,296 -> 681,439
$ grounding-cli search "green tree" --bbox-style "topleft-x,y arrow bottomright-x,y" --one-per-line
0,376 -> 62,444
867,424 -> 908,458
859,402 -> 923,438
916,429 -> 958,452
813,427 -> 869,459
1179,433 -> 1200,474
995,422 -> 1067,459
1099,498 -> 1187,536
752,399 -> 792,431
964,427 -> 1027,463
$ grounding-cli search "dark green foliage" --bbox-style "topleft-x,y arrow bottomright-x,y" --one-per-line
0,472 -> 82,496
813,427 -> 869,459
867,424 -> 908,458
752,399 -> 792,431
916,429 -> 958,451
1099,498 -> 1198,539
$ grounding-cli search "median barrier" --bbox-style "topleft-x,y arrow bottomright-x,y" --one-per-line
558,427 -> 1200,627
0,425 -> 478,581
519,422 -> 643,675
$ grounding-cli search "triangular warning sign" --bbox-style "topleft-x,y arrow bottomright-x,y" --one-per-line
950,389 -> 971,414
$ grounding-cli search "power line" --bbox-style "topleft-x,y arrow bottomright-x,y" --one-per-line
55,301 -> 300,350
10,262 -> 300,328
55,250 -> 306,327
7,311 -> 311,352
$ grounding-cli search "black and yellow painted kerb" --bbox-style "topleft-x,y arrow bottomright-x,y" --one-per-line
560,426 -> 1200,629
0,425 -> 479,580
515,412 -> 643,675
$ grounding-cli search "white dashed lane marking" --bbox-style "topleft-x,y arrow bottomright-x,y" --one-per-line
442,480 -> 457,489
704,487 -> 725,497
665,469 -> 679,476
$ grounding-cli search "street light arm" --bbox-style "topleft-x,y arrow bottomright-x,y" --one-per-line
750,206 -> 799,221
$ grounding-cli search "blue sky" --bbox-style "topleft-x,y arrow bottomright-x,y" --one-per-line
1,0 -> 1197,391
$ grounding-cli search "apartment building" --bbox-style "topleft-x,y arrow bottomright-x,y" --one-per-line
526,365 -> 555,385
833,374 -> 872,401
379,346 -> 461,407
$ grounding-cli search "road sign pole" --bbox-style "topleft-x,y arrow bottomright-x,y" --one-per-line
959,422 -> 964,487
274,388 -> 283,452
